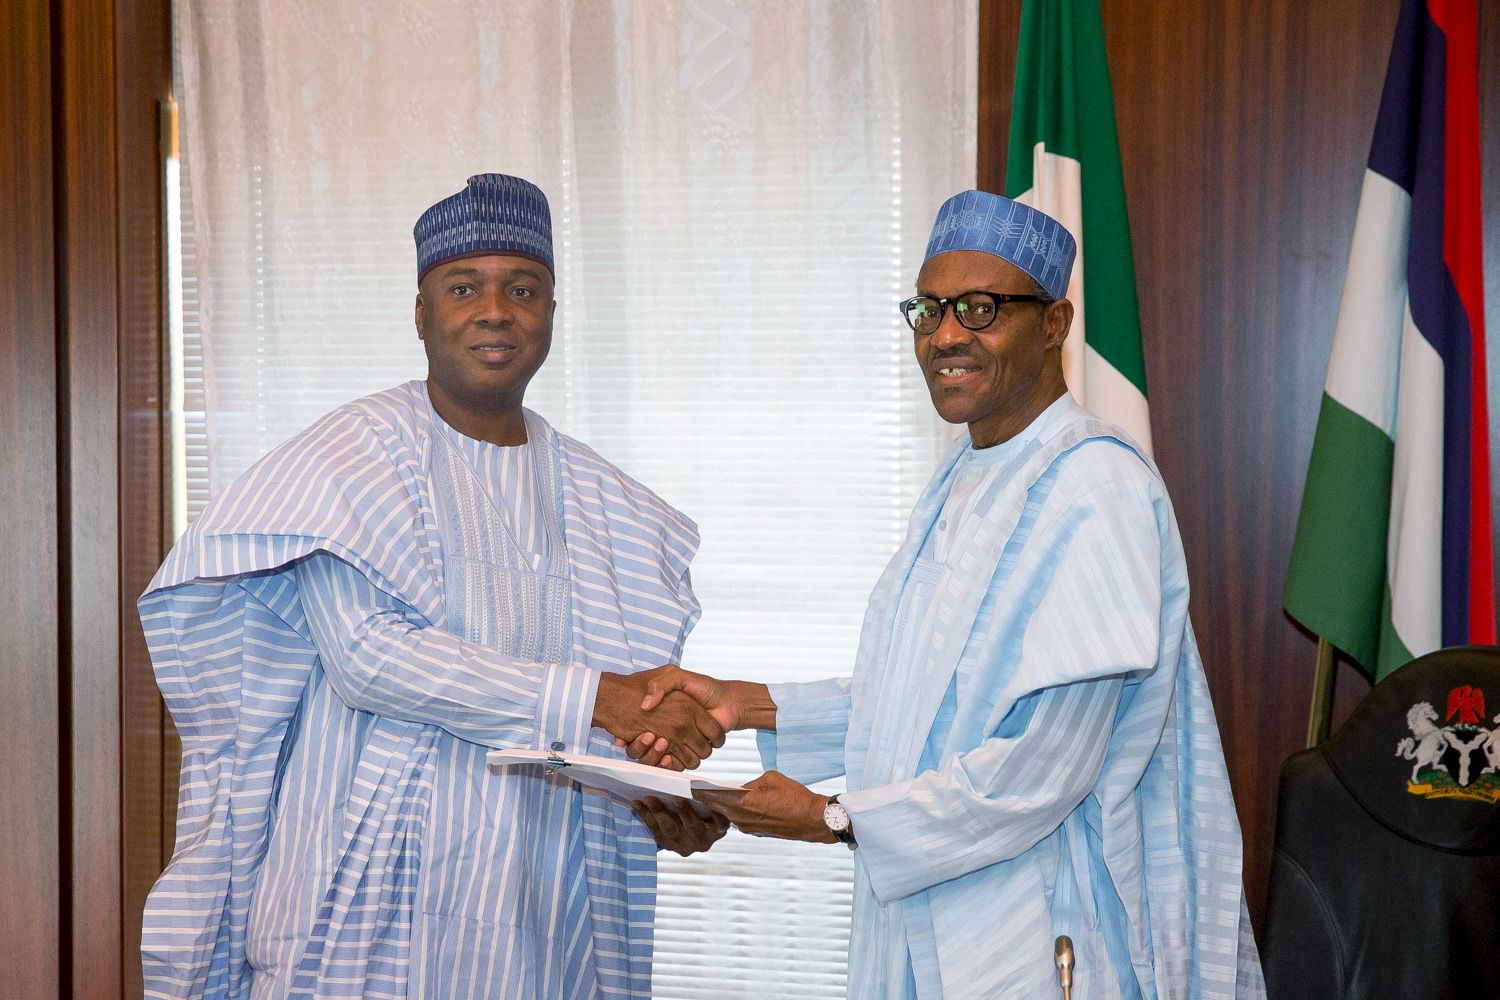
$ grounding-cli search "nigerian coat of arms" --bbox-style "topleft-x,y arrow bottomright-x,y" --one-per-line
1396,684 -> 1500,804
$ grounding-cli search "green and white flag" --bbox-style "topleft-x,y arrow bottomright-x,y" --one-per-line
1005,0 -> 1152,454
1284,0 -> 1495,681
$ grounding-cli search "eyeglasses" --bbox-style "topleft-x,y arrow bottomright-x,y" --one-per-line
898,290 -> 1051,335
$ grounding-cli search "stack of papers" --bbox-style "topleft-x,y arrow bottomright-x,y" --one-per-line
486,747 -> 745,802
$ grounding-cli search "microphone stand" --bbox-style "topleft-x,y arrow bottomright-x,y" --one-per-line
1054,935 -> 1074,1000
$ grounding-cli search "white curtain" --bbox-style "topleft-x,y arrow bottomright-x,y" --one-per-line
174,2 -> 975,995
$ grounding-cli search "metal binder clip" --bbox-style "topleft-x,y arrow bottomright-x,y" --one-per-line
546,741 -> 568,768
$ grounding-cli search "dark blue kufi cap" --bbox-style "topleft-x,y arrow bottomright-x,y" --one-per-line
923,190 -> 1076,301
414,173 -> 554,282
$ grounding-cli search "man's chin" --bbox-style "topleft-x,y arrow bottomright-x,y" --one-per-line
926,393 -> 981,428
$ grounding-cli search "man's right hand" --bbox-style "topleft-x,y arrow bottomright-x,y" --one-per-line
623,667 -> 778,767
591,667 -> 726,770
638,664 -> 745,732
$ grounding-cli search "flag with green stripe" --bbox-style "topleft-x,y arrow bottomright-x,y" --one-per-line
1285,0 -> 1495,681
1005,0 -> 1152,454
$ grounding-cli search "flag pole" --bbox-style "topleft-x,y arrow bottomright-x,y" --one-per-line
1304,638 -> 1337,747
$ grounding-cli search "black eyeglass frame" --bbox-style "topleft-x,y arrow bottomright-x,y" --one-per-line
898,290 -> 1052,335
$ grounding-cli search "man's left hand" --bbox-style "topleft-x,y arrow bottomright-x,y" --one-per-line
633,796 -> 731,856
694,770 -> 836,843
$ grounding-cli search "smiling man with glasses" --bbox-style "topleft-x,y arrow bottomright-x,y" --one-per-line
630,191 -> 1265,998
902,256 -> 1065,450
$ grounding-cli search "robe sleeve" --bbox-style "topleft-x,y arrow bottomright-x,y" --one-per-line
756,678 -> 852,784
840,470 -> 1162,904
296,551 -> 600,753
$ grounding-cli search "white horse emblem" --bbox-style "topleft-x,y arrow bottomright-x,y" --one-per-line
1481,714 -> 1500,778
1395,702 -> 1449,784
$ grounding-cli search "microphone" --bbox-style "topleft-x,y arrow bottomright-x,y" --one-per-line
1054,935 -> 1074,1000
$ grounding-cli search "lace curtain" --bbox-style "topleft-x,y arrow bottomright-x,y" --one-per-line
174,2 -> 974,995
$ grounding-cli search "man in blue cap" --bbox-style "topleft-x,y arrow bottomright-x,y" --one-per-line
630,191 -> 1266,998
138,173 -> 729,998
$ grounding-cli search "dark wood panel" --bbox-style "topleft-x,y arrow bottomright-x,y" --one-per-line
1113,0 -> 1404,928
55,0 -> 126,992
976,0 -> 1020,194
116,0 -> 174,995
0,1 -> 62,996
972,0 -> 1495,930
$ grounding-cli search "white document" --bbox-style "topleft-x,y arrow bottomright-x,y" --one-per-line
486,747 -> 745,802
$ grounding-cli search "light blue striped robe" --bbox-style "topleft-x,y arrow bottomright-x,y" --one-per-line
761,396 -> 1265,999
139,381 -> 700,998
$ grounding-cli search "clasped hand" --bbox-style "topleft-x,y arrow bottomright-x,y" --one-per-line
619,668 -> 835,845
591,663 -> 737,855
591,664 -> 729,771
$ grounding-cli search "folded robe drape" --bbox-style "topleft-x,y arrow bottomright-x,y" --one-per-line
140,381 -> 700,998
762,396 -> 1265,1000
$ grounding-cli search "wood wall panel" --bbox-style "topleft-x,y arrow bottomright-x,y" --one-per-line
117,1 -> 173,994
55,0 -> 126,993
1,1 -> 170,995
0,1 -> 62,995
978,0 -> 1500,929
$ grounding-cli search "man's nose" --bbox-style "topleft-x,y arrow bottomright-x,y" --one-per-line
928,308 -> 974,350
474,288 -> 512,325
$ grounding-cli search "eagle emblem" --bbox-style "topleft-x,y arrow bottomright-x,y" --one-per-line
1396,685 -> 1500,804
1447,685 -> 1485,725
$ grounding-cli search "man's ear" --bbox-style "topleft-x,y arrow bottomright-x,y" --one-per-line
1043,299 -> 1075,351
415,292 -> 425,340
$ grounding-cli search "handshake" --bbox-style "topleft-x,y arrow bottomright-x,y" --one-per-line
590,662 -> 769,770
590,664 -> 837,857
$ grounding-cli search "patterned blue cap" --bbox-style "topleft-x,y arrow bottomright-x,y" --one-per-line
414,173 -> 554,282
923,190 -> 1076,301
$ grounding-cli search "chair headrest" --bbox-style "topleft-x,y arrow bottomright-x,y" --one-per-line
1323,645 -> 1500,853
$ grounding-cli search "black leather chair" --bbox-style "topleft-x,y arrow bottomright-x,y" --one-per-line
1261,645 -> 1500,999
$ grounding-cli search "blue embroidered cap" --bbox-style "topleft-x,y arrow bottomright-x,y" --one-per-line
414,173 -> 554,282
923,190 -> 1076,301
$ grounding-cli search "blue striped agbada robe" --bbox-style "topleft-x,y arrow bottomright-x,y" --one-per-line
139,381 -> 699,998
761,397 -> 1266,999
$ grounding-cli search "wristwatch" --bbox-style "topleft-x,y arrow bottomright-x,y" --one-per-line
823,795 -> 857,850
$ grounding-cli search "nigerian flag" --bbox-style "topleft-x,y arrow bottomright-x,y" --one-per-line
1285,0 -> 1495,681
1005,0 -> 1151,454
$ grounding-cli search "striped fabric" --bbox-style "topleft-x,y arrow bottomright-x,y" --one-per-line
140,381 -> 700,998
1285,0 -> 1495,680
762,397 -> 1264,998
